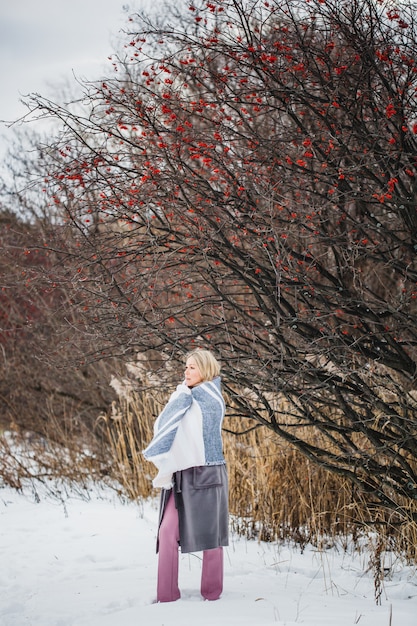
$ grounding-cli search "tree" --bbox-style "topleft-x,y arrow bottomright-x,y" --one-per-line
7,0 -> 417,528
0,151 -> 117,438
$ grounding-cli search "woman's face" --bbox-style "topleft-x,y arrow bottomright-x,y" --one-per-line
184,356 -> 203,388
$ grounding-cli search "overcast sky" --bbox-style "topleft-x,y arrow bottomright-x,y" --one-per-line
0,0 -> 159,157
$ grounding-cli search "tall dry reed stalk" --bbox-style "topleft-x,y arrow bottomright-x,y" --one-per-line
96,393 -> 162,500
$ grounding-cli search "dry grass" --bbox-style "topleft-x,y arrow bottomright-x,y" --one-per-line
96,394 -> 161,500
223,421 -> 354,544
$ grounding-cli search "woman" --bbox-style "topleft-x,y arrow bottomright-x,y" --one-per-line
143,349 -> 229,603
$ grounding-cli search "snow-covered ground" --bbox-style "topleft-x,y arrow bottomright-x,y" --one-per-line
0,483 -> 416,626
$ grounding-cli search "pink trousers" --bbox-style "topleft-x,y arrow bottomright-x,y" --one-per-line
157,492 -> 224,602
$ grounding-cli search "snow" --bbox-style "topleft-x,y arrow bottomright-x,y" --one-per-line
0,483 -> 416,626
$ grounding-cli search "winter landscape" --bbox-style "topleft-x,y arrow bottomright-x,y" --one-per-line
2,1 -> 417,625
1,481 -> 416,626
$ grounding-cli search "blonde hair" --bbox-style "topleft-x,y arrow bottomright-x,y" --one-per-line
185,349 -> 221,381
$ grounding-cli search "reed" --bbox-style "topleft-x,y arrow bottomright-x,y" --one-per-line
96,394 -> 160,500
